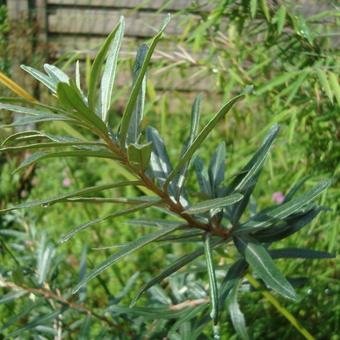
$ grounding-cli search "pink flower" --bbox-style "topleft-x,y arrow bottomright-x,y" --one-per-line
62,178 -> 72,187
272,192 -> 285,204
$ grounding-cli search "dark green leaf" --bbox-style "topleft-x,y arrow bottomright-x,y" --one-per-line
57,82 -> 107,132
127,142 -> 152,170
132,238 -> 223,305
234,236 -> 296,300
227,281 -> 249,340
253,207 -> 322,242
236,180 -> 331,233
209,142 -> 226,195
269,248 -> 334,259
72,223 -> 179,294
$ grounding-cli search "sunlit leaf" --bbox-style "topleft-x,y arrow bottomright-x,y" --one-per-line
234,236 -> 296,300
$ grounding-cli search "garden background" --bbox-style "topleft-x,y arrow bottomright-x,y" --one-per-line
0,0 -> 339,338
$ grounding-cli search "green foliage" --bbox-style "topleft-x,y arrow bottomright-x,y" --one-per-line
0,4 -> 338,339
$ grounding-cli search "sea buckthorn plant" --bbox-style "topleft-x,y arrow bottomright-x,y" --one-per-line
0,16 -> 334,339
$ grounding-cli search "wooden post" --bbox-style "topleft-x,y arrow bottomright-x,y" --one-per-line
7,0 -> 34,90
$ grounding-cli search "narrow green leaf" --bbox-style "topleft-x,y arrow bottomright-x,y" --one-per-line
1,114 -> 73,128
132,241 -> 208,305
269,248 -> 334,259
119,14 -> 170,147
14,149 -> 118,173
7,308 -> 66,338
44,64 -> 70,84
204,233 -> 219,324
184,193 -> 243,215
1,130 -> 41,146
0,291 -> 27,304
328,71 -> 340,106
88,18 -> 123,113
57,82 -> 107,132
194,156 -> 212,196
146,127 -> 173,187
165,89 -> 249,188
208,142 -> 226,195
101,16 -> 125,123
109,305 -> 192,320
234,236 -> 296,300
21,65 -> 56,92
220,259 -> 248,304
237,180 -> 331,233
60,201 -> 159,244
250,0 -> 257,18
173,94 -> 202,198
72,223 -> 179,293
37,243 -> 55,284
227,281 -> 249,340
0,180 -> 140,213
230,124 -> 279,193
316,69 -> 333,103
126,44 -> 148,144
276,5 -> 286,34
127,142 -> 152,170
253,207 -> 322,243
284,176 -> 309,202
0,103 -> 55,115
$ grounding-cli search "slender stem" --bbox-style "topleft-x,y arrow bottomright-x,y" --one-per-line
245,274 -> 315,340
0,280 -> 117,330
101,134 -> 230,240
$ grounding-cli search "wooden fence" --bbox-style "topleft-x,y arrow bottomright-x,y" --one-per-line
6,0 -> 336,95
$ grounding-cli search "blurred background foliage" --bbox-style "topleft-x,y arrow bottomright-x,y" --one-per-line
0,0 -> 339,338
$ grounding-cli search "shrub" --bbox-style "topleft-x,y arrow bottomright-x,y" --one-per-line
0,16 -> 334,339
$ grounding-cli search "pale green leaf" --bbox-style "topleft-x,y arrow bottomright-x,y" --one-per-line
0,180 -> 140,213
204,233 -> 219,324
101,16 -> 125,123
60,201 -> 159,244
184,193 -> 243,215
